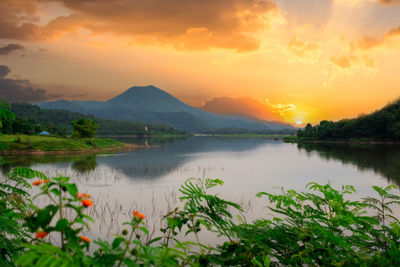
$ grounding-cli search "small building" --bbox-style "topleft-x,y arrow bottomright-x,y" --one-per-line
38,131 -> 50,136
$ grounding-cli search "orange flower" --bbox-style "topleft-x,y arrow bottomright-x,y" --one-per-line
32,180 -> 43,186
35,231 -> 48,239
132,210 -> 146,220
44,179 -> 50,183
80,236 -> 91,243
77,193 -> 92,199
82,199 -> 93,207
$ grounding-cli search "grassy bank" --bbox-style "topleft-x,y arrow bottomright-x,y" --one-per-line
0,134 -> 123,152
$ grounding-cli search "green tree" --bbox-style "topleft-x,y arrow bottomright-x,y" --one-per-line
71,119 -> 98,138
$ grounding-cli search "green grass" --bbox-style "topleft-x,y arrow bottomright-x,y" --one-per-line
0,134 -> 122,151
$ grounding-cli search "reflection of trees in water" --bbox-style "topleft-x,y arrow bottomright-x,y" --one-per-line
297,143 -> 400,186
98,137 -> 278,179
0,154 -> 99,175
0,137 -> 277,179
72,155 -> 97,173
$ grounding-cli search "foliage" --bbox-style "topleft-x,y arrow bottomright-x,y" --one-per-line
296,99 -> 400,140
1,166 -> 400,266
72,119 -> 98,138
0,135 -> 122,152
7,102 -> 187,136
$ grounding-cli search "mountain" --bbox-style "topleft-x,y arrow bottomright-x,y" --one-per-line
39,85 -> 295,133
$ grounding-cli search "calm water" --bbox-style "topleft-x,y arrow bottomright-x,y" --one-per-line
2,137 -> 400,241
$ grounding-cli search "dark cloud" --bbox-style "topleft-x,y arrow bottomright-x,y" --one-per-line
0,0 -> 278,52
0,0 -> 44,41
0,65 -> 11,78
0,65 -> 60,103
0,43 -> 25,55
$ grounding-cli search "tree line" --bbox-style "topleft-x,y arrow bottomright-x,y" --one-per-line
0,102 -> 186,137
297,99 -> 400,140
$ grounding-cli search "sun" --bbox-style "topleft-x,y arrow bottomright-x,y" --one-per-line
296,120 -> 303,125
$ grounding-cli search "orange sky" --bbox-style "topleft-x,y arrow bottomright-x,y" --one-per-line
1,0 -> 400,126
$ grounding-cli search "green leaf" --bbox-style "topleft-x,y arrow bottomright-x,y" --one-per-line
50,188 -> 61,196
65,184 -> 78,198
112,237 -> 125,249
55,218 -> 70,231
139,226 -> 149,236
147,236 -> 162,245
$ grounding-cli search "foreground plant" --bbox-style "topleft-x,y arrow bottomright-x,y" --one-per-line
1,167 -> 400,266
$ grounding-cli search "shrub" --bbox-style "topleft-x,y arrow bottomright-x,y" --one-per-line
72,119 -> 98,138
0,168 -> 399,266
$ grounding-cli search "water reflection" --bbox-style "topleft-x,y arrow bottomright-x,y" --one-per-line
296,143 -> 400,186
2,137 -> 400,242
2,138 -> 400,187
0,137 -> 277,179
98,137 -> 279,179
72,155 -> 97,173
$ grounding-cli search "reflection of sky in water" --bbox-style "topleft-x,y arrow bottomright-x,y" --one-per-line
2,137 -> 399,243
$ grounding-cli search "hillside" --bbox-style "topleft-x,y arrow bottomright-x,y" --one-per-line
6,103 -> 186,136
295,99 -> 400,140
39,85 -> 295,133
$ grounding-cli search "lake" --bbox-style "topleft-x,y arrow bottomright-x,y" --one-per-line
2,137 -> 399,243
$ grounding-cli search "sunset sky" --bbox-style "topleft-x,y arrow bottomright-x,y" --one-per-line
1,0 -> 400,125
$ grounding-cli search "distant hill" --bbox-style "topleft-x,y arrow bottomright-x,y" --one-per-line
39,85 -> 295,133
296,99 -> 400,140
8,103 -> 186,136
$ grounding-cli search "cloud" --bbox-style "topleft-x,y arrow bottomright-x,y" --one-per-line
0,65 -> 61,102
0,66 -> 11,78
0,43 -> 25,55
377,0 -> 400,5
200,96 -> 295,121
335,0 -> 400,6
0,0 -> 44,41
0,0 -> 279,52
287,37 -> 321,63
330,56 -> 352,69
350,25 -> 400,51
329,55 -> 375,69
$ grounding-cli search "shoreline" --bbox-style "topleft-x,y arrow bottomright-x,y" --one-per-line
284,138 -> 400,145
0,143 -> 148,156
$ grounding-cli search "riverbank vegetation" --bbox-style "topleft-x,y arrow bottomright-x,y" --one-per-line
290,99 -> 400,142
0,135 -> 122,153
1,167 -> 400,266
5,103 -> 187,137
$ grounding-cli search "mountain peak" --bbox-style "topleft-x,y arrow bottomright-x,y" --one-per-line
105,85 -> 187,112
126,85 -> 158,91
115,85 -> 169,97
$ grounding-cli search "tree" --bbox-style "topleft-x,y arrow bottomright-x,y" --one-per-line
71,118 -> 98,138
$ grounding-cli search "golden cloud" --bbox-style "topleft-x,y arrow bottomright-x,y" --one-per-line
336,0 -> 400,6
350,25 -> 400,51
0,0 -> 279,52
377,0 -> 400,5
287,37 -> 321,63
329,55 -> 375,70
